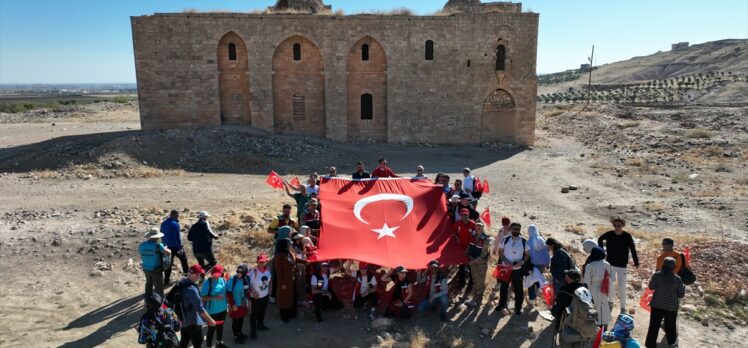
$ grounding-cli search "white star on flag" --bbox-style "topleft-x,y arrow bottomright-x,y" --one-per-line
371,223 -> 399,239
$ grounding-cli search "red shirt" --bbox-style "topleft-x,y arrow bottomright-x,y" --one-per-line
455,220 -> 476,251
372,166 -> 397,178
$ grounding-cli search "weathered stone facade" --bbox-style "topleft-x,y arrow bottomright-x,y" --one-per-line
131,1 -> 538,145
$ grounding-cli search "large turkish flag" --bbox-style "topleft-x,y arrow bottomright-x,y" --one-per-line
312,177 -> 468,269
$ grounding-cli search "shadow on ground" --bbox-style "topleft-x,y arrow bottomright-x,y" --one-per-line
59,295 -> 143,348
0,126 -> 526,175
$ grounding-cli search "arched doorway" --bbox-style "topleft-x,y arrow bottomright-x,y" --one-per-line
272,35 -> 326,137
217,32 -> 251,125
480,89 -> 517,143
346,36 -> 387,142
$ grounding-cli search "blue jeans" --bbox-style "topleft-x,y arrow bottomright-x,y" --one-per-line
418,295 -> 449,319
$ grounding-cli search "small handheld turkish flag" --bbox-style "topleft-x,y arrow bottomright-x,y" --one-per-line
683,246 -> 691,264
639,288 -> 654,312
290,177 -> 301,188
541,283 -> 555,307
265,170 -> 284,190
482,179 -> 491,194
474,177 -> 483,192
312,177 -> 467,269
480,207 -> 492,226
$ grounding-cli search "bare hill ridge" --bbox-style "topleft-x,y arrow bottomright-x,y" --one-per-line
539,39 -> 748,104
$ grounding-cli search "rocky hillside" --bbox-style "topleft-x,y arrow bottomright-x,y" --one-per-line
539,39 -> 748,105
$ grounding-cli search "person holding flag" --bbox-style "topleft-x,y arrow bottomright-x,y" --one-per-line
644,257 -> 685,348
656,238 -> 686,274
583,246 -> 614,329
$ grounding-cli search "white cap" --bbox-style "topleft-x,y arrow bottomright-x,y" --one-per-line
198,211 -> 210,218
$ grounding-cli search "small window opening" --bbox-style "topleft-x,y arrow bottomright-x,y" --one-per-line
467,59 -> 471,67
496,45 -> 506,71
292,95 -> 305,120
425,40 -> 434,61
362,44 -> 370,61
360,93 -> 373,120
228,43 -> 237,61
293,43 -> 301,61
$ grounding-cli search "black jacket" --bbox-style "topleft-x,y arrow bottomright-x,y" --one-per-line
598,231 -> 639,268
187,219 -> 217,253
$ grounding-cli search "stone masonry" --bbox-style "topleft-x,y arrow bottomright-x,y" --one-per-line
131,1 -> 539,145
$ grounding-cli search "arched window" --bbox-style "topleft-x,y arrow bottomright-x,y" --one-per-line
425,40 -> 434,61
228,43 -> 237,61
293,43 -> 301,61
362,44 -> 369,61
496,45 -> 506,71
360,93 -> 373,120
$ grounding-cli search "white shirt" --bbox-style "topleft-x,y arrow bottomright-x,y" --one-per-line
357,273 -> 377,295
311,274 -> 329,292
463,175 -> 476,192
501,236 -> 529,269
304,184 -> 319,195
249,268 -> 271,298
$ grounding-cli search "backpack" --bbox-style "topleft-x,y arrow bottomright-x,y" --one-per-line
157,246 -> 171,271
137,308 -> 181,348
678,253 -> 696,285
165,281 -> 195,322
563,287 -> 600,341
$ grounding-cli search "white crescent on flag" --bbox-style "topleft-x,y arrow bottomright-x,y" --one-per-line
353,193 -> 414,239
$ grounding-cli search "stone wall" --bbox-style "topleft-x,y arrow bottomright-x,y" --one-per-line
131,9 -> 538,145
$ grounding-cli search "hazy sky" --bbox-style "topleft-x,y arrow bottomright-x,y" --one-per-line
1,0 -> 746,83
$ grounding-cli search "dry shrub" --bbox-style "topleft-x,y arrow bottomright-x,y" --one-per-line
644,202 -> 667,212
32,169 -> 59,179
564,224 -> 586,235
625,158 -> 643,167
617,120 -> 640,129
684,128 -> 713,139
217,214 -> 242,230
333,9 -> 345,16
544,109 -> 565,117
409,329 -> 430,348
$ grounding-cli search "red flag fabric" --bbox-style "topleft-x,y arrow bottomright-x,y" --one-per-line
492,264 -> 513,283
265,170 -> 284,189
474,177 -> 483,192
592,326 -> 603,348
290,177 -> 301,188
312,177 -> 468,269
601,270 -> 610,295
639,288 -> 654,312
480,207 -> 492,226
483,179 -> 491,194
541,283 -> 555,307
683,246 -> 691,264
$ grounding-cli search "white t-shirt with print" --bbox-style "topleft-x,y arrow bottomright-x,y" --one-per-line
249,268 -> 271,298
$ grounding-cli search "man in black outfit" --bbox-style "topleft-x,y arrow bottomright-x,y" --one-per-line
352,161 -> 371,179
598,216 -> 639,314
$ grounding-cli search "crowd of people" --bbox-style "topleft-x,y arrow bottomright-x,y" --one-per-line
137,159 -> 692,348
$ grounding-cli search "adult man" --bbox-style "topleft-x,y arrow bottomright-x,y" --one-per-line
372,158 -> 397,178
550,269 -> 587,329
283,182 -> 309,223
462,168 -> 476,200
447,179 -> 467,200
188,211 -> 219,271
656,238 -> 685,274
352,161 -> 371,179
267,204 -> 299,237
454,208 -> 476,290
598,216 -> 639,313
139,228 -> 171,300
417,260 -> 449,321
161,210 -> 187,284
327,166 -> 338,177
497,222 -> 530,316
289,174 -> 319,195
177,265 -> 217,348
452,194 -> 479,222
302,199 -> 321,237
466,222 -> 492,306
412,165 -> 428,180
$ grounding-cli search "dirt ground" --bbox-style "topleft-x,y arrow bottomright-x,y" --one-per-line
0,103 -> 746,347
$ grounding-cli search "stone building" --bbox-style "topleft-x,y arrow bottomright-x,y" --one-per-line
131,0 -> 538,145
671,42 -> 689,51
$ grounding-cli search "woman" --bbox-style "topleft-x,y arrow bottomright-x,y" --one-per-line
546,238 -> 577,295
226,264 -> 250,343
273,238 -> 297,323
583,246 -> 614,328
311,262 -> 343,322
645,257 -> 685,348
291,233 -> 310,306
248,254 -> 271,340
526,224 -> 550,306
201,265 -> 228,348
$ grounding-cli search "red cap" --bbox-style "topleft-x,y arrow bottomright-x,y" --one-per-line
460,208 -> 470,215
257,254 -> 269,263
189,264 -> 205,275
501,217 -> 511,225
210,264 -> 224,276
